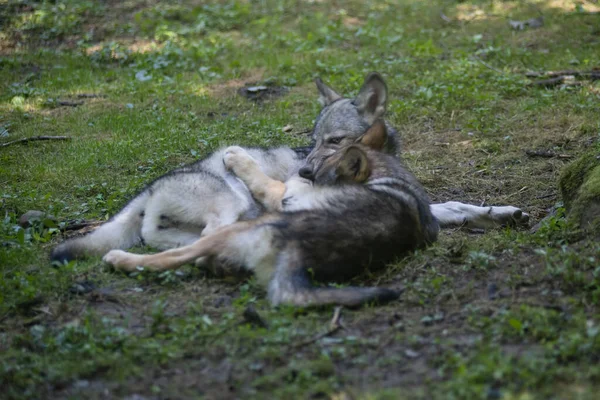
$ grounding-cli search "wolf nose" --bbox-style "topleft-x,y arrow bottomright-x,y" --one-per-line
298,166 -> 314,180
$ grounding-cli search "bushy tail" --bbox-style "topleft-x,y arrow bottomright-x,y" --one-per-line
287,286 -> 401,308
51,192 -> 150,264
267,249 -> 401,308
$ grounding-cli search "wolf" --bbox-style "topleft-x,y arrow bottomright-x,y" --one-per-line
103,121 -> 439,307
51,72 -> 528,263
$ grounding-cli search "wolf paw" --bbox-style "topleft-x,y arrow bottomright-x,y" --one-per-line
102,250 -> 139,272
490,206 -> 530,227
224,146 -> 253,168
223,146 -> 259,177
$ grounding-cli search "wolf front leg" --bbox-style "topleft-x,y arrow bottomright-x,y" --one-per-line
430,201 -> 529,229
223,146 -> 287,212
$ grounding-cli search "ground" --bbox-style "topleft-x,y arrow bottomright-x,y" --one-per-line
1,0 -> 600,399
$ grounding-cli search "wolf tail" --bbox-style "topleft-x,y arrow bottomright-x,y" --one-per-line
280,285 -> 401,308
267,248 -> 401,308
51,192 -> 150,264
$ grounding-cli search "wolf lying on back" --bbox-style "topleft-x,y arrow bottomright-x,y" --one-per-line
51,72 -> 528,263
103,121 -> 438,307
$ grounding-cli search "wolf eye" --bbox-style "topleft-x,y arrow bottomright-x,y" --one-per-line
327,137 -> 342,145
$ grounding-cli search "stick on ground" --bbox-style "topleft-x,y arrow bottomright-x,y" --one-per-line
291,306 -> 344,349
525,150 -> 573,159
0,136 -> 71,148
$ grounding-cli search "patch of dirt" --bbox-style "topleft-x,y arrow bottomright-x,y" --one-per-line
207,69 -> 265,99
238,84 -> 289,102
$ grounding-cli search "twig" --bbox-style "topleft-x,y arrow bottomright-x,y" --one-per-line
528,76 -> 566,88
0,135 -> 71,148
525,150 -> 573,159
526,70 -> 581,78
471,55 -> 503,74
58,101 -> 84,107
503,186 -> 529,201
525,70 -> 600,81
440,13 -> 452,23
294,129 -> 312,136
77,93 -> 105,99
291,306 -> 344,349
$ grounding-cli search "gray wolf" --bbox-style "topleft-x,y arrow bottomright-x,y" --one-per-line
51,72 -> 528,263
103,121 -> 439,307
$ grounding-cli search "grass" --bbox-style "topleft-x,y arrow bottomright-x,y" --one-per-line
1,0 -> 600,398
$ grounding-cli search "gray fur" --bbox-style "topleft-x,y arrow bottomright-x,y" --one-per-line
52,72 -> 528,263
103,133 -> 439,307
51,147 -> 304,262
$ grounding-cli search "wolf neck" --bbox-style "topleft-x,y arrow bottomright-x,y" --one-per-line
362,151 -> 401,183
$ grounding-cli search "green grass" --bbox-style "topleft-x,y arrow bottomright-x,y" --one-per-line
1,0 -> 600,398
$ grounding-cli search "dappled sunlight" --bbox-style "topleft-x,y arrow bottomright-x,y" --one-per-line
2,1 -> 600,398
452,3 -> 498,22
85,39 -> 164,55
0,100 -> 41,114
449,0 -> 600,22
342,16 -> 364,28
547,0 -> 600,12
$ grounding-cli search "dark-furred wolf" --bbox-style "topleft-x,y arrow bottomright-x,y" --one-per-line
51,72 -> 529,263
103,121 -> 438,307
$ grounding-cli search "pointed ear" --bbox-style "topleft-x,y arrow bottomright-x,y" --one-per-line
315,77 -> 342,107
353,72 -> 387,125
358,120 -> 388,151
336,147 -> 370,183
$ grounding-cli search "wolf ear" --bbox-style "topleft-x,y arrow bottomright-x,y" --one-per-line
358,120 -> 388,151
315,77 -> 342,107
336,147 -> 370,183
353,72 -> 387,125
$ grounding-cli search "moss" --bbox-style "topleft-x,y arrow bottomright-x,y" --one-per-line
559,151 -> 600,232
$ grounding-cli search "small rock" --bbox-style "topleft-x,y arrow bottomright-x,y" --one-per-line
124,395 -> 149,400
509,17 -> 543,30
530,206 -> 559,233
73,380 -> 90,389
404,349 -> 420,359
135,70 -> 152,82
486,387 -> 502,400
69,280 -> 96,295
19,210 -> 56,228
282,124 -> 293,133
213,295 -> 232,308
246,85 -> 268,93
487,283 -> 499,300
243,304 -> 268,328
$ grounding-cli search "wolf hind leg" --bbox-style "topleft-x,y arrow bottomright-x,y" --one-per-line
103,227 -> 230,272
140,209 -> 203,250
267,246 -> 401,308
104,218 -> 272,273
140,209 -> 241,250
140,179 -> 248,249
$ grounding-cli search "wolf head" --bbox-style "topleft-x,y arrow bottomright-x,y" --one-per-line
300,72 -> 397,180
312,120 -> 388,186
